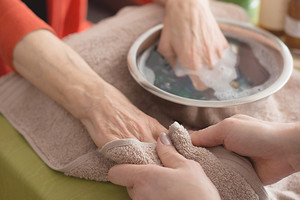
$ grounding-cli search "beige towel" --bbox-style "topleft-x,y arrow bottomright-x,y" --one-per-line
99,122 -> 267,200
0,3 -> 300,200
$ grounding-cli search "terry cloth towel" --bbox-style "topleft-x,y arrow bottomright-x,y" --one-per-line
0,2 -> 300,200
99,122 -> 267,200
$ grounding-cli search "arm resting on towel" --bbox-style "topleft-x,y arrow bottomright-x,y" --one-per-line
13,29 -> 166,148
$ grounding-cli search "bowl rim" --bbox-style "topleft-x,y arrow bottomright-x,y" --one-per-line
127,19 -> 293,108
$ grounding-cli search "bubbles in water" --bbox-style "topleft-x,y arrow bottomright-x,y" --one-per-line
173,47 -> 239,100
139,51 -> 155,84
137,35 -> 280,101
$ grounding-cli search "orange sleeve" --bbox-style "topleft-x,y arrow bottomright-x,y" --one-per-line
0,0 -> 54,68
47,0 -> 91,38
134,0 -> 152,4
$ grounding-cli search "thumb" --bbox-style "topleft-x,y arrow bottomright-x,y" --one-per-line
158,19 -> 176,68
157,132 -> 187,169
108,164 -> 150,187
149,118 -> 168,141
190,123 -> 226,147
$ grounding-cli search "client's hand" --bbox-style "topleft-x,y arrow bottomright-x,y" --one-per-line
108,132 -> 220,200
13,29 -> 166,150
190,114 -> 300,185
157,0 -> 228,89
80,83 -> 167,148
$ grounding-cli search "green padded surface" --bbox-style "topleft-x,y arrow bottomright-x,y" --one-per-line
0,114 -> 130,200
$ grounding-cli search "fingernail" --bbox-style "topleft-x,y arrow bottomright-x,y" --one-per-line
160,132 -> 172,145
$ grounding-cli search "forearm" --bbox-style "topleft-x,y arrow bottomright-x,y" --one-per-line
12,29 -> 166,148
284,122 -> 300,173
13,29 -> 107,120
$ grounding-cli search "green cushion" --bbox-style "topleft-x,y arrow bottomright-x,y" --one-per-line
0,114 -> 130,200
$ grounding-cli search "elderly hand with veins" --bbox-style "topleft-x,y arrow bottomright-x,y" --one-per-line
13,30 -> 167,149
155,0 -> 228,90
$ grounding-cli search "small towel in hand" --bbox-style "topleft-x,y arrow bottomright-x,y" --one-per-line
99,122 -> 267,200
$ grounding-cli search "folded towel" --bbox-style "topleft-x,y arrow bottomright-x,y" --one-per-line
0,3 -> 300,200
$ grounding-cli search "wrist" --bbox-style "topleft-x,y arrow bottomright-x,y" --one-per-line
63,77 -> 109,120
164,0 -> 210,14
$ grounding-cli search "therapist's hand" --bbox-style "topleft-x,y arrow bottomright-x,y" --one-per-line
108,132 -> 220,200
190,114 -> 300,185
157,0 -> 228,89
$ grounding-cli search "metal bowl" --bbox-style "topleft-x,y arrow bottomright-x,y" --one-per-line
127,19 -> 293,108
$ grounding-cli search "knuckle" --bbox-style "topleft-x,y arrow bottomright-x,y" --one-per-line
219,117 -> 241,132
150,118 -> 160,126
147,118 -> 166,138
160,149 -> 172,159
232,114 -> 247,120
184,160 -> 203,170
221,117 -> 237,126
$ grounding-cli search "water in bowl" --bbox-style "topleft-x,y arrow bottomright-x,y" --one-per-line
138,35 -> 280,101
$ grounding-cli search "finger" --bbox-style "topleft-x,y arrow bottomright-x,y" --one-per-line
157,132 -> 187,168
108,164 -> 146,187
149,118 -> 168,141
158,20 -> 176,67
177,44 -> 202,71
217,38 -> 229,59
190,123 -> 228,147
189,75 -> 208,91
207,47 -> 217,68
164,54 -> 177,68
